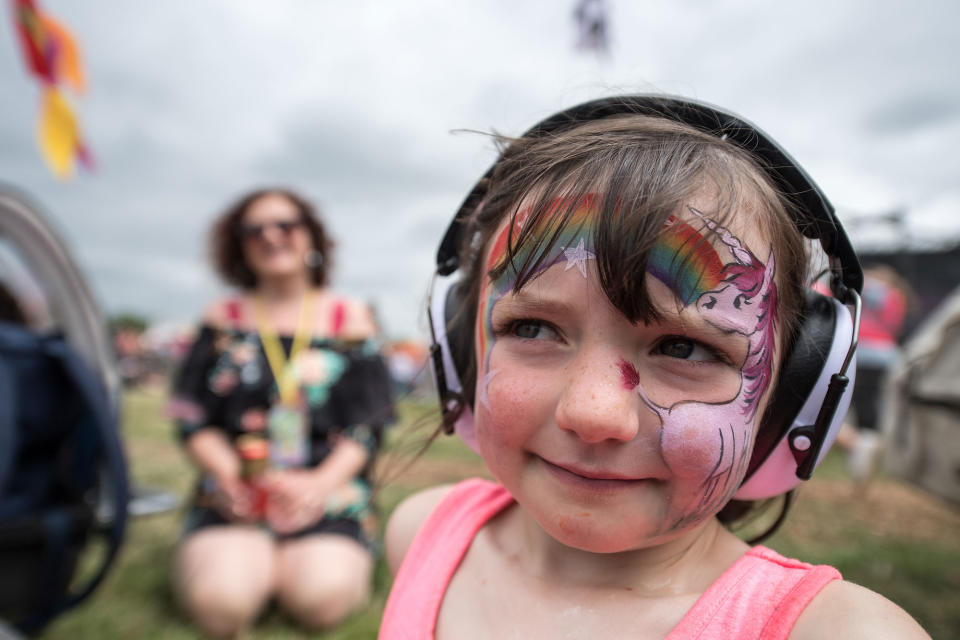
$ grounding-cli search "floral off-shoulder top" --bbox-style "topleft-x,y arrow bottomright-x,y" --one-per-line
168,300 -> 394,522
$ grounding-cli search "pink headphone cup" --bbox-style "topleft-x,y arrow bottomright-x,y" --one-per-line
734,297 -> 857,500
428,274 -> 482,454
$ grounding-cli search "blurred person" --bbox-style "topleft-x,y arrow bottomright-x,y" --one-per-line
113,323 -> 144,387
168,188 -> 393,637
838,264 -> 912,488
0,282 -> 27,325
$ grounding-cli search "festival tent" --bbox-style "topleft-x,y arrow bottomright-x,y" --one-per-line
882,285 -> 960,506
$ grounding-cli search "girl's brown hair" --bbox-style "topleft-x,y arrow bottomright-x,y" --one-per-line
209,188 -> 334,289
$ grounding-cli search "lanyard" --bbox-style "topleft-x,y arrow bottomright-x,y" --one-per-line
253,289 -> 315,404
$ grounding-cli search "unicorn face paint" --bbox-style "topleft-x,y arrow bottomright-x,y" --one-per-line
473,193 -> 779,552
633,208 -> 778,530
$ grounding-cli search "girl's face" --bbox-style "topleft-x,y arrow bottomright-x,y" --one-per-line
240,193 -> 313,282
473,191 -> 781,553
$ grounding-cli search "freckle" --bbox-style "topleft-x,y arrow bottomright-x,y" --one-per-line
624,587 -> 634,591
580,512 -> 592,517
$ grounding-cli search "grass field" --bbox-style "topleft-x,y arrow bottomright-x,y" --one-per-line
37,387 -> 960,639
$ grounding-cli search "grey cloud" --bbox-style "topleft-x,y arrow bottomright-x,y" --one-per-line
254,108 -> 464,208
865,94 -> 960,135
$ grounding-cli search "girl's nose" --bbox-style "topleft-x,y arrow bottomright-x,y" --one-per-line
555,359 -> 643,443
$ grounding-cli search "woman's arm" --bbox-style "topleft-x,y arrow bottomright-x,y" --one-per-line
184,428 -> 241,483
170,299 -> 254,519
310,435 -> 369,488
183,429 -> 255,521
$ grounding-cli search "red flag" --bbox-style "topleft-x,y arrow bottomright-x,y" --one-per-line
13,0 -> 54,82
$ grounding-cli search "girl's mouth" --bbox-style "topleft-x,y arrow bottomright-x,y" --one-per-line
538,456 -> 647,492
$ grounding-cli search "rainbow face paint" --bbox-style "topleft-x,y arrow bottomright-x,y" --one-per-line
476,195 -> 601,410
646,214 -> 725,305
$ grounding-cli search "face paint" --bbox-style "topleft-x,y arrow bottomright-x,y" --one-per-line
646,213 -> 726,305
561,237 -> 596,278
618,358 -> 640,390
476,195 -> 601,411
636,207 -> 778,530
476,194 -> 778,539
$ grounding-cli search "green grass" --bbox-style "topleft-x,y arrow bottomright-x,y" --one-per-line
36,388 -> 960,638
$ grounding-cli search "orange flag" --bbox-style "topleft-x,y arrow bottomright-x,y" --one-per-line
13,0 -> 92,178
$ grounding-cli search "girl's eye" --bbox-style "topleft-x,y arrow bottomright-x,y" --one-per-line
656,337 -> 719,362
512,320 -> 557,341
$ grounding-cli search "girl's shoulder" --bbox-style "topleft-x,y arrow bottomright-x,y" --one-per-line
385,484 -> 456,574
790,580 -> 929,639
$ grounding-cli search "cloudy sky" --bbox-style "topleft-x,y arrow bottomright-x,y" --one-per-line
2,0 -> 958,338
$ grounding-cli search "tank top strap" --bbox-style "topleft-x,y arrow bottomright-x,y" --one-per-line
379,479 -> 514,639
223,297 -> 245,330
331,299 -> 347,337
666,545 -> 841,640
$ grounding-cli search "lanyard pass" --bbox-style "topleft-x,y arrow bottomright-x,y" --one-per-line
254,290 -> 315,404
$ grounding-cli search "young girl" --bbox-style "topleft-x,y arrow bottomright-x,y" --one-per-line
380,97 -> 929,639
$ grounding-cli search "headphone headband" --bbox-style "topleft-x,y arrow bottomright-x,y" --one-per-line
437,94 -> 862,295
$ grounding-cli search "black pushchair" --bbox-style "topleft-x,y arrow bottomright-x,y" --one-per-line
0,186 -> 129,635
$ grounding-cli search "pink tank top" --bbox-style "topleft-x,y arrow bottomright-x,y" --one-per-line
379,479 -> 840,639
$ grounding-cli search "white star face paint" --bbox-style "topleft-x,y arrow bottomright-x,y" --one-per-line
561,237 -> 596,278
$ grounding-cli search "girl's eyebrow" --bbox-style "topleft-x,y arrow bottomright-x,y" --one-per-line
490,290 -> 578,318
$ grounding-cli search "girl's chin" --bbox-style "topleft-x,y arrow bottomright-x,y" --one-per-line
537,510 -> 672,554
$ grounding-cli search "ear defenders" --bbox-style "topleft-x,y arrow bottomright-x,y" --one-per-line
426,94 -> 863,500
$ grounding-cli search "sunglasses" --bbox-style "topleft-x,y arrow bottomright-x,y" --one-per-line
239,219 -> 304,241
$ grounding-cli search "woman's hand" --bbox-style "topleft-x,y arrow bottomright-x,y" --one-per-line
209,473 -> 257,522
261,437 -> 370,535
261,469 -> 332,535
185,429 -> 259,522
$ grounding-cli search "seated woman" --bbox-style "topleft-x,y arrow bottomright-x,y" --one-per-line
168,188 -> 393,637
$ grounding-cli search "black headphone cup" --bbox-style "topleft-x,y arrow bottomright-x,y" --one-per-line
749,291 -> 839,477
442,279 -> 474,402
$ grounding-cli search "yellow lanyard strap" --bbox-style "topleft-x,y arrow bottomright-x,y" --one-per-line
254,290 -> 315,404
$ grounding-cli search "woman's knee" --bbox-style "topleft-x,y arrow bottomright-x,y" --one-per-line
283,581 -> 371,630
174,528 -> 276,636
275,536 -> 373,630
179,571 -> 274,634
